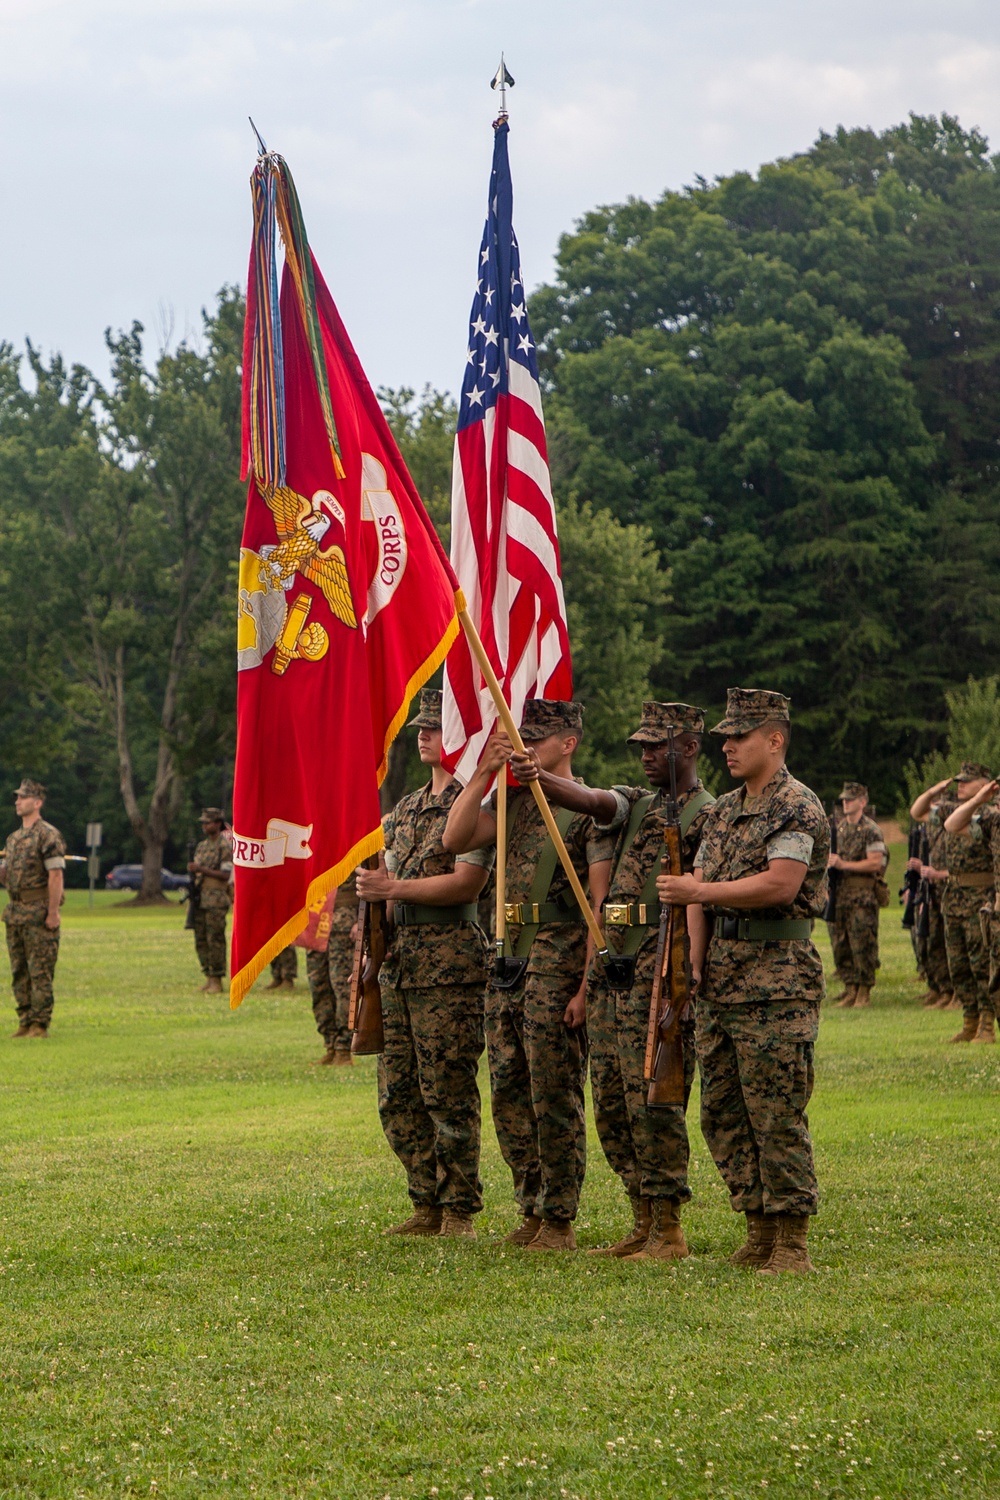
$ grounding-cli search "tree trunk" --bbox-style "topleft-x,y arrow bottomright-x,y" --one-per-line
136,837 -> 168,905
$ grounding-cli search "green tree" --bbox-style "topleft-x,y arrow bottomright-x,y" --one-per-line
903,676 -> 1000,816
0,291 -> 245,896
530,114 -> 1000,808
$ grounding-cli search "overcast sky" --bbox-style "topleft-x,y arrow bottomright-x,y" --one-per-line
3,0 -> 999,395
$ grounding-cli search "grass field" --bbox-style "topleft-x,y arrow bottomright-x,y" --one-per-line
1,859 -> 999,1499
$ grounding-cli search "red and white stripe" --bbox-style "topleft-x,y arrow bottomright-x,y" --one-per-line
443,359 -> 572,782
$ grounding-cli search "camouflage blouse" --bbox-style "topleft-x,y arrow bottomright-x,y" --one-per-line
696,765 -> 829,1007
382,781 -> 492,989
2,818 -> 66,925
930,797 -> 993,878
194,832 -> 234,911
596,781 -> 713,970
489,784 -> 614,977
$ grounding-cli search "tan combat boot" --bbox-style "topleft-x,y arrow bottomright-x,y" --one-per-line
758,1214 -> 816,1275
333,1048 -> 353,1066
933,991 -> 953,1008
949,1015 -> 979,1043
505,1214 -> 542,1246
947,995 -> 963,1011
624,1199 -> 689,1261
439,1211 -> 477,1240
11,1024 -> 30,1038
312,1046 -> 336,1066
525,1219 -> 578,1251
26,1024 -> 47,1038
919,989 -> 940,1007
973,1012 -> 996,1044
279,980 -> 295,993
204,977 -> 223,995
588,1194 -> 652,1257
384,1205 -> 442,1236
833,985 -> 857,1009
853,986 -> 872,1008
729,1210 -> 778,1268
262,976 -> 283,991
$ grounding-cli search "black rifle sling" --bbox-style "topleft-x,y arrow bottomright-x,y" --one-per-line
616,786 -> 716,958
504,800 -> 578,961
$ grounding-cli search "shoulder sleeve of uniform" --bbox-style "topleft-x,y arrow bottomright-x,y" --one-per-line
766,831 -> 814,865
40,823 -> 66,870
456,846 -> 495,871
591,786 -> 637,835
586,824 -> 617,867
865,824 -> 887,854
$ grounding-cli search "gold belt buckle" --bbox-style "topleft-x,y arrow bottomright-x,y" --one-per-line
605,903 -> 631,926
504,902 -> 521,925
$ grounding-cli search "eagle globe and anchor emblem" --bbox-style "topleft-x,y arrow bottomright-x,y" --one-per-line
237,453 -> 408,673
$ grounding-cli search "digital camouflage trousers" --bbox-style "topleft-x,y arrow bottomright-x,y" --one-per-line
306,930 -> 354,1050
193,908 -> 227,978
943,887 -> 992,1021
6,918 -> 59,1028
697,997 -> 819,1217
829,892 -> 879,988
270,945 -> 298,982
377,983 -> 485,1215
587,969 -> 694,1203
485,968 -> 588,1223
913,893 -> 951,994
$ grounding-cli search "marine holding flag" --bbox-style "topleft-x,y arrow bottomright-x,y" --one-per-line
231,150 -> 460,1005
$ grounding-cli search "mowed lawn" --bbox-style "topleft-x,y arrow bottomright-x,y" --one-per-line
1,865 -> 999,1499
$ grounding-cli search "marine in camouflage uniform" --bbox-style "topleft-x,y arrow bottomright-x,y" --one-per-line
445,699 -> 613,1251
189,808 -> 232,992
267,945 -> 298,988
2,779 -> 66,1037
357,690 -> 493,1239
939,769 -> 999,1043
306,872 -> 357,1064
660,688 -> 829,1275
913,818 -> 953,1006
546,703 -> 715,1261
827,782 -> 886,1009
925,763 -> 995,1042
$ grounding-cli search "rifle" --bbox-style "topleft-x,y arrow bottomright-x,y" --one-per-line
916,826 -> 932,940
822,808 -> 838,923
901,824 -> 921,929
184,839 -> 199,931
348,854 -> 387,1055
643,728 -> 689,1110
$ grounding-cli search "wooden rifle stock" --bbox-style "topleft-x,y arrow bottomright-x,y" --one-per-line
644,823 -> 689,1109
348,855 -> 387,1055
644,730 -> 690,1110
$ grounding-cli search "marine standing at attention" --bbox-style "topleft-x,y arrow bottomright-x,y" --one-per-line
355,689 -> 493,1240
1,779 -> 66,1039
509,702 -> 714,1262
444,700 -> 613,1253
827,782 -> 887,1010
187,808 -> 233,995
658,689 -> 829,1275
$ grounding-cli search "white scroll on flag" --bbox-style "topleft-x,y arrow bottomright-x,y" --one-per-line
442,118 -> 572,783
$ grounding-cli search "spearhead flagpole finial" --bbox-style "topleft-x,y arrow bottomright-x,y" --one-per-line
249,116 -> 268,157
490,54 -> 514,121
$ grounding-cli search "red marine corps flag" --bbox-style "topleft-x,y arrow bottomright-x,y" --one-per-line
231,147 -> 460,1006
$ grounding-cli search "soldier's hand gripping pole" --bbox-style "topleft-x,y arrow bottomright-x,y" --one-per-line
457,607 -> 610,967
348,854 -> 387,1054
644,727 -> 689,1109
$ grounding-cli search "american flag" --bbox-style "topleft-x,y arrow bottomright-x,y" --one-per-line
442,119 -> 572,781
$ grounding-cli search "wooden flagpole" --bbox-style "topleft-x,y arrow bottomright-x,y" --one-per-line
458,607 -> 609,960
495,773 -> 508,965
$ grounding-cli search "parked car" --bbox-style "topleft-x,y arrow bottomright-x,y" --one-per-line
105,865 -> 191,892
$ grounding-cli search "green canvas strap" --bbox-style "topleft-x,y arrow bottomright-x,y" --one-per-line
712,915 -> 813,942
612,786 -> 716,958
505,803 -> 578,961
395,902 -> 480,927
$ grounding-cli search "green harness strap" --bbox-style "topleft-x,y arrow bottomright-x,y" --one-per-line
615,786 -> 716,958
504,803 -> 578,961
